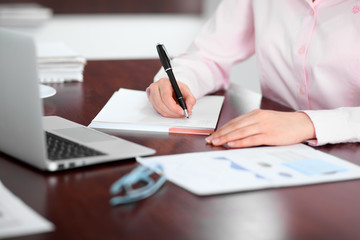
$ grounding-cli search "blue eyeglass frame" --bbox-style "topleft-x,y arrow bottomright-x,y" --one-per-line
109,163 -> 166,206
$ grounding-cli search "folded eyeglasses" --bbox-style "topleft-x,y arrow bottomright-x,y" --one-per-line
110,163 -> 166,206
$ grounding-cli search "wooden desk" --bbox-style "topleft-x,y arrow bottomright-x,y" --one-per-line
1,0 -> 202,14
1,60 -> 360,240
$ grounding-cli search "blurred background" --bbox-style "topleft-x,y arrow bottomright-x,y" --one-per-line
0,0 -> 259,92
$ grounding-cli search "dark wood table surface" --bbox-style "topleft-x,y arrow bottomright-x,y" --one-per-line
1,59 -> 360,240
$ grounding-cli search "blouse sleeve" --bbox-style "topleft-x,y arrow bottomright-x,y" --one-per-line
154,0 -> 256,99
303,107 -> 360,146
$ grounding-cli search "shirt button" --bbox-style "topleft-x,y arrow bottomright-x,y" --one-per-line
300,87 -> 306,95
298,46 -> 306,55
310,9 -> 315,16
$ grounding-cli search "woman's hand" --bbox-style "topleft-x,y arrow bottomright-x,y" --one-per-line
147,78 -> 196,118
206,109 -> 316,148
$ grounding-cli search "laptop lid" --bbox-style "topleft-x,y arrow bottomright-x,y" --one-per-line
0,28 -> 155,171
0,28 -> 48,169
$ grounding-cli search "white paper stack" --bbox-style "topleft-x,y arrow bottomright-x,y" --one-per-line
36,42 -> 87,83
0,3 -> 52,27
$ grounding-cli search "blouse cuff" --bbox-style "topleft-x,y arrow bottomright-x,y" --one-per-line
301,109 -> 358,146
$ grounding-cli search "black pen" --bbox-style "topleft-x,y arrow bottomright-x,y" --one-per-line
156,43 -> 189,118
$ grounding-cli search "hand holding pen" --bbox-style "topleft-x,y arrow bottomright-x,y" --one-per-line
156,44 -> 190,118
147,44 -> 196,118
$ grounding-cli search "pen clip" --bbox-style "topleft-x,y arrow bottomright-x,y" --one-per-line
156,44 -> 172,70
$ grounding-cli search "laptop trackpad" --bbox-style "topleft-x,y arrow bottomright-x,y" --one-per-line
53,127 -> 114,143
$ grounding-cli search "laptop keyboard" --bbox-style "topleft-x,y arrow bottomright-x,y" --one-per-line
46,131 -> 106,160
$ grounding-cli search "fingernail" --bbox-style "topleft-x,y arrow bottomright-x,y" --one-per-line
205,136 -> 212,143
227,142 -> 234,147
146,87 -> 151,98
212,138 -> 220,145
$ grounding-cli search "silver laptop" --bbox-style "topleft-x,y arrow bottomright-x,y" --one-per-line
0,28 -> 155,171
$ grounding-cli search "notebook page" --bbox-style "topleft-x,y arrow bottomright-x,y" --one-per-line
90,88 -> 224,132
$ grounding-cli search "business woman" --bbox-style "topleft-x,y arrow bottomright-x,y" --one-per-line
147,0 -> 360,148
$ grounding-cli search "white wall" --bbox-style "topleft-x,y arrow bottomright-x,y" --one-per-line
9,14 -> 203,60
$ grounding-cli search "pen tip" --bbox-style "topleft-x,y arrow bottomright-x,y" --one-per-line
184,109 -> 189,118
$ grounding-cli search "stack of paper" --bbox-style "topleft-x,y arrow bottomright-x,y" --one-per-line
36,42 -> 87,83
0,3 -> 52,27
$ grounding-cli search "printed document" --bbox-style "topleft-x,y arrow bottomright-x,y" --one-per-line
137,144 -> 360,195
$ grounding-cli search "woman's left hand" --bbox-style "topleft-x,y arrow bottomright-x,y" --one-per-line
205,109 -> 316,148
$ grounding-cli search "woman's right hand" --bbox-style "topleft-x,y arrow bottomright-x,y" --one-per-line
147,78 -> 196,118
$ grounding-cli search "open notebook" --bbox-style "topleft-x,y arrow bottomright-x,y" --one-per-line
89,88 -> 224,135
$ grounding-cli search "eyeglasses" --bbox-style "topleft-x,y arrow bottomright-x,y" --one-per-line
109,163 -> 166,206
